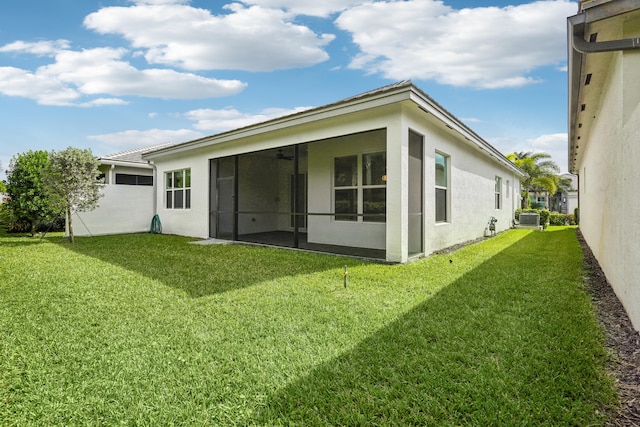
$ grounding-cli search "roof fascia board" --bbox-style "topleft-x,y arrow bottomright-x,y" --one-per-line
567,0 -> 640,172
142,81 -> 524,177
578,0 -> 640,24
143,85 -> 413,160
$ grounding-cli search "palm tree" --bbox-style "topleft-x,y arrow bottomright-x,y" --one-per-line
507,151 -> 560,209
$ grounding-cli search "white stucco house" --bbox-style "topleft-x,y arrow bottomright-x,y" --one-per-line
118,81 -> 523,263
568,1 -> 640,330
70,144 -> 173,236
551,173 -> 578,215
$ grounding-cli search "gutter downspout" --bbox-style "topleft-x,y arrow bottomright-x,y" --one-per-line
567,6 -> 640,173
570,13 -> 640,54
148,160 -> 158,215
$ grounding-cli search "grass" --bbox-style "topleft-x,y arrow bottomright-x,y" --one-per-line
0,227 -> 617,425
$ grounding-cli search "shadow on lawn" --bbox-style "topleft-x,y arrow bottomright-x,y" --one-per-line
253,228 -> 613,426
57,233 -> 366,298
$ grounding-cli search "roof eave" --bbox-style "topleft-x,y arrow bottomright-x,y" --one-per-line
567,0 -> 640,173
142,81 -> 525,177
409,87 -> 526,178
142,81 -> 415,160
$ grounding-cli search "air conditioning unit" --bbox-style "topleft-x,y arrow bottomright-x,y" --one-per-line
519,213 -> 540,226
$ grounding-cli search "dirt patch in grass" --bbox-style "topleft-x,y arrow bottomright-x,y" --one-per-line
577,229 -> 640,425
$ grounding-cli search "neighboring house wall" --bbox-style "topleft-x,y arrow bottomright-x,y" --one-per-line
560,191 -> 578,215
100,165 -> 153,185
578,49 -> 640,329
72,184 -> 154,236
555,173 -> 578,214
569,5 -> 640,330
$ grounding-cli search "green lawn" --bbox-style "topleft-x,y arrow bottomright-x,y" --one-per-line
0,228 -> 616,425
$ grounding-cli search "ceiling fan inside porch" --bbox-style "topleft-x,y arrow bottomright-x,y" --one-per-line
276,149 -> 293,160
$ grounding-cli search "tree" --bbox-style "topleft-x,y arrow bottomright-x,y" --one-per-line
0,160 -> 6,193
0,160 -> 4,192
507,151 -> 560,209
5,150 -> 59,236
45,147 -> 104,243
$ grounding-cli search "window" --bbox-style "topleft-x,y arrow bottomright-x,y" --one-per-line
506,180 -> 510,199
495,176 -> 502,209
362,152 -> 386,222
334,155 -> 357,221
435,152 -> 448,222
115,173 -> 153,186
334,152 -> 386,222
166,168 -> 191,209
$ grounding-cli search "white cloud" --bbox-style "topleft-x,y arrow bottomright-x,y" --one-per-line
527,133 -> 567,149
490,133 -> 569,172
131,0 -> 190,4
88,128 -> 203,147
239,0 -> 365,17
0,39 -> 70,56
80,98 -> 130,107
336,0 -> 576,89
83,2 -> 334,72
527,133 -> 569,173
0,66 -> 81,106
185,106 -> 313,132
0,46 -> 247,106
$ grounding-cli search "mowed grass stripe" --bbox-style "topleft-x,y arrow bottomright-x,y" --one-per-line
0,228 -> 616,425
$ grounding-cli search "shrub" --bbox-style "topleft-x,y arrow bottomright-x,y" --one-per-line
0,204 -> 64,234
574,207 -> 580,225
549,213 -> 576,226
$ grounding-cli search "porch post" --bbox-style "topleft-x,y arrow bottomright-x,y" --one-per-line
386,118 -> 409,263
293,144 -> 300,248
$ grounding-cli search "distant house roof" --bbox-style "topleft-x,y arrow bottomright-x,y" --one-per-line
99,142 -> 176,168
142,81 -> 525,177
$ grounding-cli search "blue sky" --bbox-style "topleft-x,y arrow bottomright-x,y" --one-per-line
0,0 -> 577,180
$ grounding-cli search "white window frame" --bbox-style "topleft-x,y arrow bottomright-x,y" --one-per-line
495,176 -> 502,209
165,168 -> 191,210
333,152 -> 386,223
435,151 -> 449,223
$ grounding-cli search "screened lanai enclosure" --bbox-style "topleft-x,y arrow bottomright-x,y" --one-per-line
207,129 -> 390,259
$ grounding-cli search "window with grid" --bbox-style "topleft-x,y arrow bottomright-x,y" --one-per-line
166,169 -> 191,209
334,152 -> 386,222
435,152 -> 448,222
362,152 -> 386,222
334,155 -> 358,221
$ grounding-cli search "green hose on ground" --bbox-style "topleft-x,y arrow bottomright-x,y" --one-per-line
150,214 -> 162,234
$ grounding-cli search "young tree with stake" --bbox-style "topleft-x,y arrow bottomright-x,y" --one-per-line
45,147 -> 103,243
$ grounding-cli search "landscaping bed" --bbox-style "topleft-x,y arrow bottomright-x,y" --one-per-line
578,229 -> 640,425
